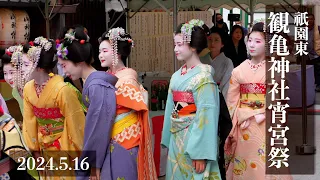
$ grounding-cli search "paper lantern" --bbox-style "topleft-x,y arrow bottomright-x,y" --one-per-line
0,8 -> 16,49
13,10 -> 30,45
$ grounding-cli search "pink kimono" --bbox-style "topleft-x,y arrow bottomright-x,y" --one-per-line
224,60 -> 292,180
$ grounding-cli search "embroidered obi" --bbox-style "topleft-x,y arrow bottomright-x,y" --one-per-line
170,91 -> 197,133
33,106 -> 64,150
112,111 -> 141,149
172,91 -> 194,103
171,91 -> 197,118
239,83 -> 266,110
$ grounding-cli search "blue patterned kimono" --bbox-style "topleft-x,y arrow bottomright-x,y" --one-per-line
161,64 -> 221,180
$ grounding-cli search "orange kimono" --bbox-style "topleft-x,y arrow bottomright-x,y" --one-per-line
22,75 -> 85,179
111,68 -> 157,180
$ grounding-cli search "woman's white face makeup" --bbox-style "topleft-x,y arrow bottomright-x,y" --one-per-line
3,64 -> 17,87
57,58 -> 83,80
248,32 -> 265,57
21,53 -> 33,81
174,34 -> 193,61
99,40 -> 114,67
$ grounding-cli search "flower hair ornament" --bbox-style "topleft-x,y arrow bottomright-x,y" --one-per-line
27,46 -> 42,65
105,27 -> 134,67
25,45 -> 42,83
56,43 -> 68,60
10,45 -> 23,67
34,36 -> 53,51
56,29 -> 88,60
180,19 -> 205,43
6,45 -> 24,88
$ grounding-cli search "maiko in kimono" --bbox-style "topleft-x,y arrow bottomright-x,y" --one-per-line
1,45 -> 26,114
56,27 -> 120,180
98,27 -> 157,180
1,45 -> 39,180
224,22 -> 292,180
161,19 -> 221,180
22,37 -> 86,179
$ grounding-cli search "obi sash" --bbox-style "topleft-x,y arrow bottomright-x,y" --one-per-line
172,91 -> 196,118
239,83 -> 266,109
111,111 -> 141,149
170,91 -> 197,133
33,106 -> 64,150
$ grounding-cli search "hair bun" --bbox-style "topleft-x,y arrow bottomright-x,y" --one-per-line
74,26 -> 90,43
252,22 -> 265,33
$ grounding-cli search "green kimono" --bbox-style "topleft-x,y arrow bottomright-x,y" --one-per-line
161,64 -> 221,180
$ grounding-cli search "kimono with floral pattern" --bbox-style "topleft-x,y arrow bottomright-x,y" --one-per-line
161,64 -> 221,180
224,60 -> 292,180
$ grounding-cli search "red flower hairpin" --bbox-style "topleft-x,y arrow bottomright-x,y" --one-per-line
56,39 -> 60,44
6,50 -> 12,56
29,41 -> 34,46
80,40 -> 85,44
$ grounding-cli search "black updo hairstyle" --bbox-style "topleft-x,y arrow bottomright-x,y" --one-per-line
57,25 -> 87,40
32,39 -> 57,73
175,23 -> 208,54
1,53 -> 12,67
23,43 -> 31,54
1,47 -> 19,68
99,31 -> 133,66
59,26 -> 94,65
248,22 -> 265,39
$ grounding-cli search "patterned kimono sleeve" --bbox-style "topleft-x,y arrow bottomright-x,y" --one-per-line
185,77 -> 220,161
226,69 -> 240,118
0,93 -> 8,113
22,87 -> 39,152
81,85 -> 116,169
56,85 -> 86,158
161,84 -> 174,148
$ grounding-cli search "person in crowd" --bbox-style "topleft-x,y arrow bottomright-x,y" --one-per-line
210,13 -> 229,39
224,25 -> 248,67
209,27 -> 234,99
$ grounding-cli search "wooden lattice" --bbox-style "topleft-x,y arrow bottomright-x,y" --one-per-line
128,11 -> 211,74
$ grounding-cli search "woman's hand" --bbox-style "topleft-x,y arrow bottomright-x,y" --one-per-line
254,114 -> 265,124
240,119 -> 250,129
192,159 -> 206,174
